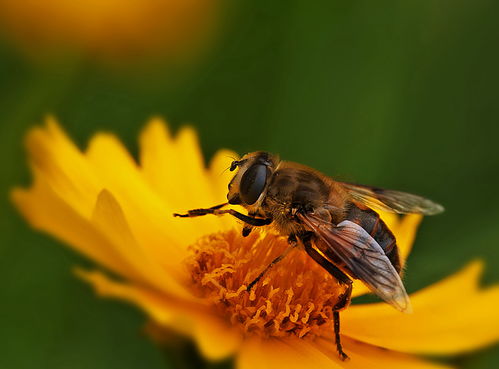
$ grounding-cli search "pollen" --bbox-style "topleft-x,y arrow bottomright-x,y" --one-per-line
186,229 -> 346,339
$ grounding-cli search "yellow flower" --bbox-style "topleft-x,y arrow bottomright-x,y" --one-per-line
12,117 -> 499,369
0,0 -> 219,63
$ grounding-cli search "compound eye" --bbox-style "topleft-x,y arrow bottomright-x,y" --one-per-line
239,164 -> 267,205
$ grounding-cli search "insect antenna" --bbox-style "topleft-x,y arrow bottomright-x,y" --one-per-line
219,155 -> 240,176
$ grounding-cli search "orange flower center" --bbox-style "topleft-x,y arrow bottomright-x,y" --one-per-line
186,229 -> 346,339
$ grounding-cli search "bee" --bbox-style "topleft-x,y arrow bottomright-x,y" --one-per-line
174,151 -> 443,360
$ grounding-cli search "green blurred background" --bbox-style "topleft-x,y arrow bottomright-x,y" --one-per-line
1,0 -> 498,368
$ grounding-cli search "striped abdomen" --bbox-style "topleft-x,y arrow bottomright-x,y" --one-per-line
344,202 -> 401,273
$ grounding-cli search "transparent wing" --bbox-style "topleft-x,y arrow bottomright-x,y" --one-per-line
298,213 -> 412,313
341,182 -> 444,215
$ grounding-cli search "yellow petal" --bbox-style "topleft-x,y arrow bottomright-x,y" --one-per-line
15,119 -> 192,297
138,119 -> 236,238
24,116 -> 102,217
139,118 -> 184,206
207,149 -> 240,229
207,148 -> 238,201
174,125 -> 213,204
343,261 -> 499,354
86,131 -> 194,268
139,119 -> 213,208
315,337 -> 454,369
192,312 -> 244,361
77,269 -> 243,361
91,189 -> 194,300
237,336 -> 453,369
377,210 -> 399,230
394,214 -> 423,265
11,179 -> 136,280
350,280 -> 371,298
237,337 -> 343,369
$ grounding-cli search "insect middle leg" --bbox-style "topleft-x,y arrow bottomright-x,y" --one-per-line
301,233 -> 352,361
246,234 -> 299,291
173,204 -> 272,227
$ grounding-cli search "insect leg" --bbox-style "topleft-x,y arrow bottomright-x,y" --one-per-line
246,234 -> 299,291
242,226 -> 252,237
301,234 -> 351,361
173,203 -> 228,217
242,211 -> 262,237
242,211 -> 259,237
174,206 -> 272,227
301,235 -> 352,310
333,311 -> 348,361
301,235 -> 352,287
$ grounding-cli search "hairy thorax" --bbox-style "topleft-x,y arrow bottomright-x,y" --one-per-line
261,163 -> 343,235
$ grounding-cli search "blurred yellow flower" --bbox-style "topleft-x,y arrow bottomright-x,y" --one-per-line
12,117 -> 499,368
0,0 -> 220,63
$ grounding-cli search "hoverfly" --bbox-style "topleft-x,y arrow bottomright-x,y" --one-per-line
174,151 -> 443,360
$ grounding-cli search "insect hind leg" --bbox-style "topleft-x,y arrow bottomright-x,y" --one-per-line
333,311 -> 349,361
333,282 -> 353,311
301,233 -> 351,361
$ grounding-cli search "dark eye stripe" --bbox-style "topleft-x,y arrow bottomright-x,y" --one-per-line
239,164 -> 267,205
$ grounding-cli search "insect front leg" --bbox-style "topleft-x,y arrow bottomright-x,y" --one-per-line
173,204 -> 272,227
301,233 -> 352,361
242,211 -> 264,237
173,203 -> 228,217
